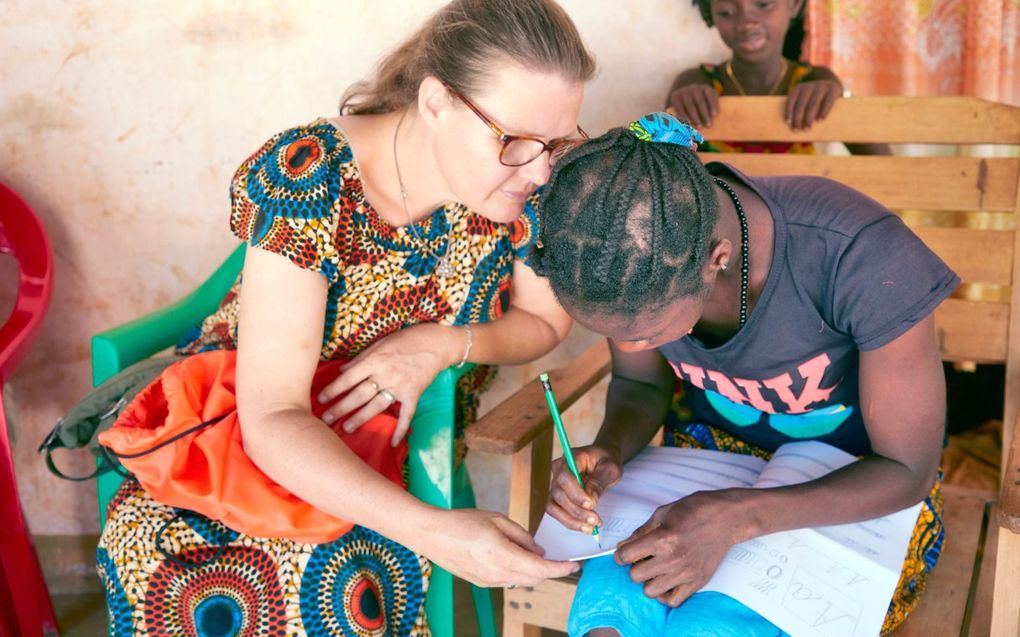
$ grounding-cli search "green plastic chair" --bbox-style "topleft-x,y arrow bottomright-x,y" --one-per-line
92,244 -> 496,637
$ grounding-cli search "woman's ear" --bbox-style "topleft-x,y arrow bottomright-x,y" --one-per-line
790,0 -> 806,18
417,76 -> 452,131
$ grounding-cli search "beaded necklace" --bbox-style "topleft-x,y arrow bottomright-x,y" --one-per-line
724,58 -> 789,96
713,177 -> 750,327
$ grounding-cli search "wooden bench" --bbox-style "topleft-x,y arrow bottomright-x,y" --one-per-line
466,96 -> 1020,636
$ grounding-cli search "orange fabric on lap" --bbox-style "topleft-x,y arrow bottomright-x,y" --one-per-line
97,349 -> 406,544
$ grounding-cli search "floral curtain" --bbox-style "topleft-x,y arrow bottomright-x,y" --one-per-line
805,0 -> 1019,104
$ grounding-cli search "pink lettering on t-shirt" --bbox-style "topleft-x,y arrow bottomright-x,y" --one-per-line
669,353 -> 837,414
761,353 -> 836,413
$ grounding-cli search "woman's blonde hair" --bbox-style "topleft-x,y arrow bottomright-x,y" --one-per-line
340,0 -> 595,115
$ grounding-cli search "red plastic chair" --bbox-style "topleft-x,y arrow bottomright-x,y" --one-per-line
0,182 -> 58,637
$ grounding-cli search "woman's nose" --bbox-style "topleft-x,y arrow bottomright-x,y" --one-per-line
519,152 -> 553,186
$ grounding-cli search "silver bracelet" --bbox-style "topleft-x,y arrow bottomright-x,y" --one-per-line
455,324 -> 473,368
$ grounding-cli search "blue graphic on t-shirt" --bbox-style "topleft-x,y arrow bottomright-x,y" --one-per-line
703,389 -> 854,438
770,403 -> 854,438
704,390 -> 762,427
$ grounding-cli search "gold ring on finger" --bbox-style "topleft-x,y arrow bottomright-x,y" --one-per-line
368,380 -> 379,393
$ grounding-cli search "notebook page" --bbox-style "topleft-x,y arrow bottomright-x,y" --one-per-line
534,446 -> 766,561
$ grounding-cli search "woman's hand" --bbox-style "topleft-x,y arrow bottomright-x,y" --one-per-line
784,79 -> 842,131
668,84 -> 720,129
419,508 -> 580,588
316,323 -> 467,445
615,489 -> 746,607
546,445 -> 624,533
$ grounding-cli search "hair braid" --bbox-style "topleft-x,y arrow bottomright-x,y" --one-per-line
535,125 -> 720,319
592,143 -> 639,283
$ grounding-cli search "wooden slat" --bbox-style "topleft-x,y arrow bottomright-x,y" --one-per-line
1004,184 -> 1020,472
708,96 -> 1020,144
991,530 -> 1020,636
968,505 -> 998,637
707,155 -> 1020,212
913,227 -> 1015,286
504,578 -> 576,632
935,299 -> 1010,363
507,429 -> 553,534
998,410 -> 1020,534
897,486 -> 994,636
466,341 -> 611,455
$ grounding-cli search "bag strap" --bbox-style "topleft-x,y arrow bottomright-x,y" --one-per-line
155,512 -> 229,569
40,398 -> 135,481
102,412 -> 230,460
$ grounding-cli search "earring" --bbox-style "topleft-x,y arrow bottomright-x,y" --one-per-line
720,262 -> 728,272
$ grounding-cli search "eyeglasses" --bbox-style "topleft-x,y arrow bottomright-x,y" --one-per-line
445,84 -> 588,167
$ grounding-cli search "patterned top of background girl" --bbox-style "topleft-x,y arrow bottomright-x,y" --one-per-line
696,60 -> 816,154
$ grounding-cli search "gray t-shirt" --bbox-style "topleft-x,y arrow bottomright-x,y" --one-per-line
658,163 -> 959,455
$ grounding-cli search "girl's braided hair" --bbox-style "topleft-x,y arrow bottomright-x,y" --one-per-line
532,125 -> 719,318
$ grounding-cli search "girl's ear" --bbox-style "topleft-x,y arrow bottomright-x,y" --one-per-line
417,76 -> 452,131
705,238 -> 733,282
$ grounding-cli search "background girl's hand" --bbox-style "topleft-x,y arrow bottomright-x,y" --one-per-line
668,84 -> 719,129
317,323 -> 464,445
421,509 -> 580,588
614,489 -> 745,608
785,79 -> 842,131
546,444 -> 623,533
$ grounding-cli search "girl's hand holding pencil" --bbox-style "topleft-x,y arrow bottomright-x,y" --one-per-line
541,373 -> 624,544
546,443 -> 624,541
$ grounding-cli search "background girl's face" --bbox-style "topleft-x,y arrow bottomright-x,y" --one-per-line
710,0 -> 799,63
433,61 -> 584,224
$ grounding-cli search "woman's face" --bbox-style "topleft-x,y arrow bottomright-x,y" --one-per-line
432,62 -> 585,224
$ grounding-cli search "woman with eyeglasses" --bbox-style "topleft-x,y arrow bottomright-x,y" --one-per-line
96,1 -> 593,634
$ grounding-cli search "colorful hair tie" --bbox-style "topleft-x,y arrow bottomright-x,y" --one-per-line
628,112 -> 703,149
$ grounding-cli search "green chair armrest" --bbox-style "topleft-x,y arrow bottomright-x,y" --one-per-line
91,244 -> 246,386
408,363 -> 476,510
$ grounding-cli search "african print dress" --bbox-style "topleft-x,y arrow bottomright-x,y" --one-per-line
697,60 -> 817,155
97,119 -> 539,636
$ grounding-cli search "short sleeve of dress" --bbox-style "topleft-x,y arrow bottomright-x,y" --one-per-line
508,189 -> 542,265
831,216 -> 959,351
229,121 -> 345,282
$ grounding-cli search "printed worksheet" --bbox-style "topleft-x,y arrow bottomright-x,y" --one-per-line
533,441 -> 922,637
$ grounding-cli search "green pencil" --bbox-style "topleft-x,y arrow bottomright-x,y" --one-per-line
539,372 -> 601,547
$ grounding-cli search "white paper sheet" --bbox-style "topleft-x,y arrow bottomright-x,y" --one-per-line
533,441 -> 922,636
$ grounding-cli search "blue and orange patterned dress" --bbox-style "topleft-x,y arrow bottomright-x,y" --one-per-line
97,119 -> 540,636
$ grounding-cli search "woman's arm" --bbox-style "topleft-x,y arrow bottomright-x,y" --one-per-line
615,314 -> 946,607
320,259 -> 572,437
470,258 -> 573,362
235,247 -> 577,586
